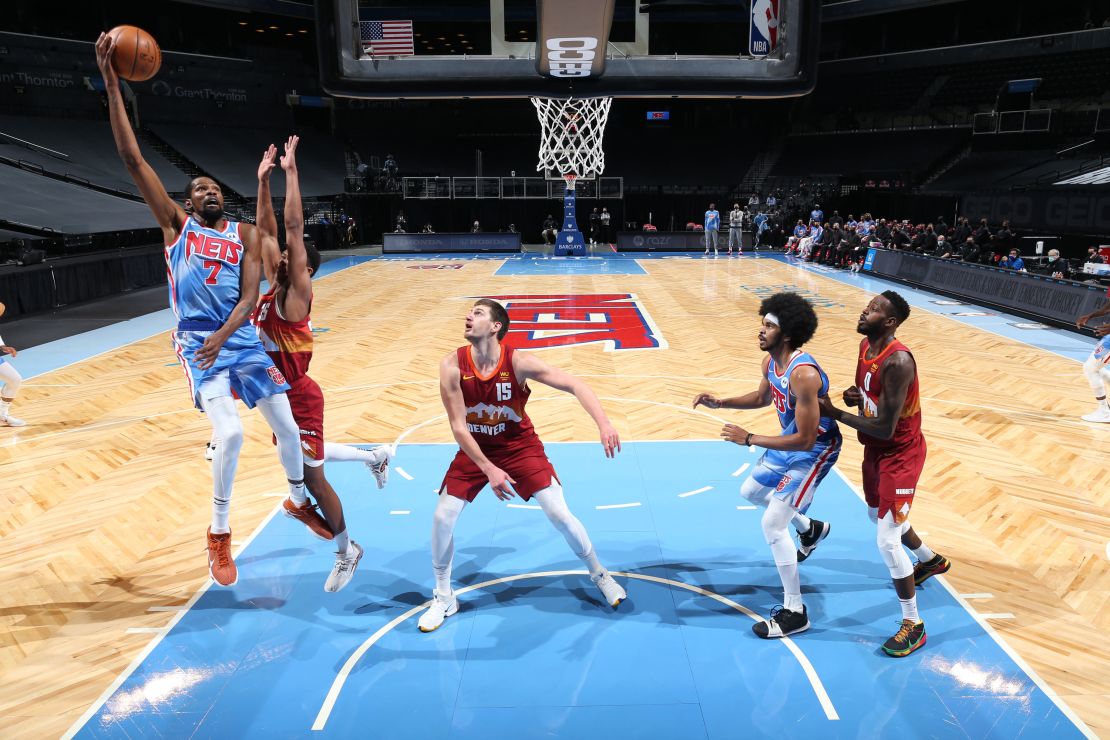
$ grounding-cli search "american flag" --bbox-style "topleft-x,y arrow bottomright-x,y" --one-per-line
360,20 -> 414,56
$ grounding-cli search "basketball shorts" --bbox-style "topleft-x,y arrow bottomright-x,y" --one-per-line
173,328 -> 290,410
1093,334 -> 1110,364
862,435 -> 927,525
440,448 -> 559,502
271,374 -> 325,464
752,441 -> 841,513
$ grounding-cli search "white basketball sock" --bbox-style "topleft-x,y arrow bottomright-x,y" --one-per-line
899,596 -> 920,623
200,393 -> 243,534
431,492 -> 466,595
323,442 -> 377,463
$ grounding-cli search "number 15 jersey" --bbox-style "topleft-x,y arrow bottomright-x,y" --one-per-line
456,344 -> 544,459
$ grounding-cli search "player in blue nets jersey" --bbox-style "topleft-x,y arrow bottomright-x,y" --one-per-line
96,33 -> 308,588
694,292 -> 841,638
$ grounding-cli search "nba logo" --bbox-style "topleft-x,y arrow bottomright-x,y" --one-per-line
749,0 -> 779,57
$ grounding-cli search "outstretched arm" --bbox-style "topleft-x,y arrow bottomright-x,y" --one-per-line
94,33 -> 184,243
721,366 -> 824,452
439,353 -> 518,499
513,350 -> 620,457
256,144 -> 280,285
820,352 -> 913,440
280,135 -> 312,322
1078,298 -> 1110,329
693,356 -> 773,411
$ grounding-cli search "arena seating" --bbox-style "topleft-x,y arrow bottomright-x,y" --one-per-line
0,165 -> 157,233
0,115 -> 187,195
150,123 -> 345,197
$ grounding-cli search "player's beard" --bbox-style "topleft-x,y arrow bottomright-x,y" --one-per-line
199,202 -> 224,224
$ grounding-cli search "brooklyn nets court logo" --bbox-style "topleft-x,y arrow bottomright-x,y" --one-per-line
482,293 -> 667,351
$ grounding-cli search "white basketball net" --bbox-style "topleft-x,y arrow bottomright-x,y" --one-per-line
531,96 -> 612,181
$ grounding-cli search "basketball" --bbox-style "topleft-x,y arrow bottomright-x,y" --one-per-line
107,25 -> 161,82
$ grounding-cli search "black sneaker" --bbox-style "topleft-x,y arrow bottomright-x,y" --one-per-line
882,619 -> 926,657
796,519 -> 831,563
913,554 -> 951,586
752,605 -> 810,639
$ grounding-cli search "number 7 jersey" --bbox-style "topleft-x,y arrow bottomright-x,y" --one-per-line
165,216 -> 247,328
456,344 -> 542,457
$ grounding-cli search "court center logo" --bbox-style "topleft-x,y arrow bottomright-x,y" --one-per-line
481,293 -> 667,351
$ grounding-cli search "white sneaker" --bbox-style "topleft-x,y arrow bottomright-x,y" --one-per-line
591,570 -> 627,608
1081,406 -> 1110,423
0,414 -> 25,427
418,590 -> 459,632
205,441 -> 217,461
365,446 -> 391,489
324,541 -> 363,592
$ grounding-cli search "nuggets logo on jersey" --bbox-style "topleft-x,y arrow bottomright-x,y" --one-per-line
482,293 -> 666,351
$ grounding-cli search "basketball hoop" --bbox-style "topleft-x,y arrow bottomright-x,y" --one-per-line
531,97 -> 613,181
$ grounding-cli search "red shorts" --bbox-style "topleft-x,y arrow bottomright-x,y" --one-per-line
862,435 -> 926,524
440,448 -> 559,502
271,374 -> 324,462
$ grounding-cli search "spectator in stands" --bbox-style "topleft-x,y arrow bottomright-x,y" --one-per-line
810,204 -> 824,224
922,225 -> 938,255
1086,247 -> 1105,264
890,223 -> 910,251
935,215 -> 949,237
936,234 -> 952,258
395,210 -> 407,233
909,227 -> 925,254
542,214 -> 557,245
998,249 -> 1026,271
846,214 -> 858,230
990,220 -> 1014,259
953,216 -> 971,245
828,210 -> 842,227
1039,249 -> 1071,279
471,220 -> 481,233
346,218 -> 357,245
973,219 -> 992,248
600,207 -> 612,243
383,153 -> 398,189
704,202 -> 721,256
749,192 -> 760,209
960,237 -> 981,262
765,193 -> 777,209
422,223 -> 435,234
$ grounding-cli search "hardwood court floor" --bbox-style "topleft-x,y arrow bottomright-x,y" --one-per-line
1,255 -> 1107,737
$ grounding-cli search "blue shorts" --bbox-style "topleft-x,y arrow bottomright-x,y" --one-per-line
172,326 -> 289,410
1094,335 -> 1110,364
751,441 -> 841,512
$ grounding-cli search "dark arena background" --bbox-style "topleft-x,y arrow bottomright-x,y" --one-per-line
1,1 -> 1109,738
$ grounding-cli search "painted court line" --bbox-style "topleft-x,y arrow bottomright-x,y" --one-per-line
64,502 -> 288,740
678,486 -> 713,498
507,503 -> 542,510
736,505 -> 758,510
394,467 -> 414,481
731,463 -> 751,477
833,468 -> 1096,739
596,502 -> 642,510
389,510 -> 411,515
311,569 -> 839,731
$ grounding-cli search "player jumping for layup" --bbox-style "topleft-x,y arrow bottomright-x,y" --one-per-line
97,34 -> 307,587
418,299 -> 626,632
253,136 -> 389,591
695,292 -> 840,638
819,291 -> 950,657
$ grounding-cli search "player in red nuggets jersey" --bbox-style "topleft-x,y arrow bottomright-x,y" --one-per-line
819,291 -> 950,657
253,137 -> 387,592
418,299 -> 626,632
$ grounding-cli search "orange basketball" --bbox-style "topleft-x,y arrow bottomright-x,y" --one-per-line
107,25 -> 161,82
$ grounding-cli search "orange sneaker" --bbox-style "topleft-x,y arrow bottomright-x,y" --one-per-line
282,497 -> 334,540
206,527 -> 238,586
